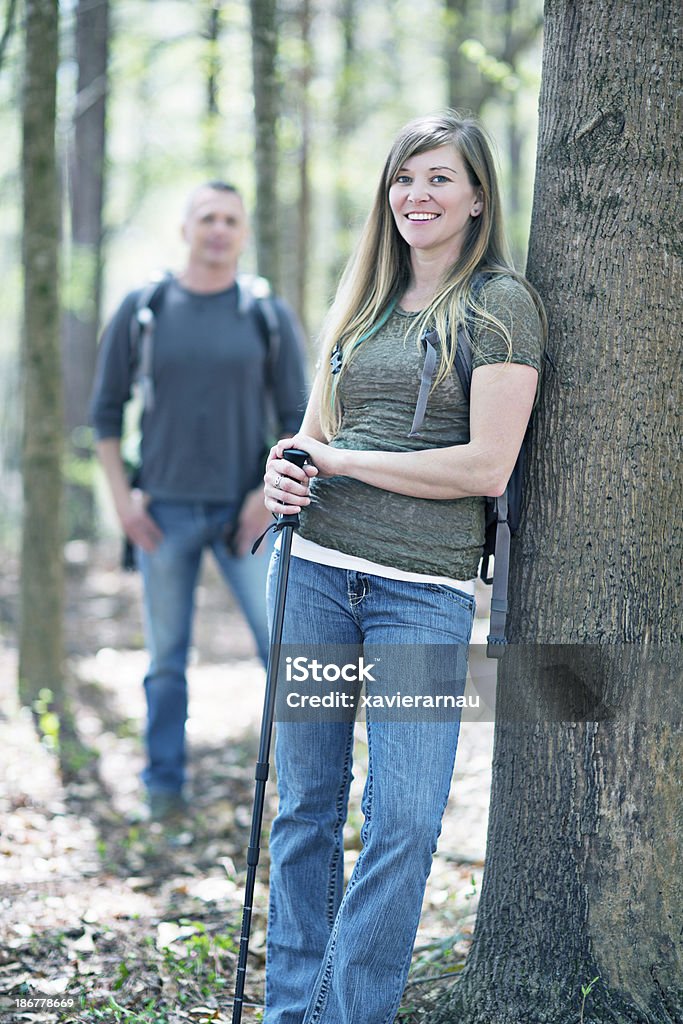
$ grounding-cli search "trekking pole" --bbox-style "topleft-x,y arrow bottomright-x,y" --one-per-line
231,448 -> 309,1024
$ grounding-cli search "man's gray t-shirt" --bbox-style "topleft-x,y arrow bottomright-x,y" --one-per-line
90,278 -> 307,504
299,276 -> 542,579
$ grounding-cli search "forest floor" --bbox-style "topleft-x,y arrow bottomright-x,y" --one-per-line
0,542 -> 496,1024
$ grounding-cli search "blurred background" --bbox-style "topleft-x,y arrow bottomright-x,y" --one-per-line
0,0 -> 543,551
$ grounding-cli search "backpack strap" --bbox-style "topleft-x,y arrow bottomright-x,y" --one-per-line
452,270 -> 494,401
408,328 -> 440,438
237,274 -> 281,389
486,491 -> 510,659
408,271 -> 492,437
237,274 -> 281,441
129,273 -> 171,412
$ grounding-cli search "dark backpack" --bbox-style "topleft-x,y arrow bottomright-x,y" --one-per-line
410,271 -> 549,658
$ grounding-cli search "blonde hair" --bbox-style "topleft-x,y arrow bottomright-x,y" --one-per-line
319,109 -> 547,437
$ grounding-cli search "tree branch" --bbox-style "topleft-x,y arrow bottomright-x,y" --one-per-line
0,0 -> 19,72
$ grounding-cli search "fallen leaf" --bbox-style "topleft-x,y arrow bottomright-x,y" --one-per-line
156,922 -> 198,950
31,976 -> 70,994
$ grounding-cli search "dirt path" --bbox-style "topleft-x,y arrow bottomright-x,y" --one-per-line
0,545 -> 495,1023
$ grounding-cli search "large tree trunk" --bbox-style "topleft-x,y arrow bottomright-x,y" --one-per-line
20,0 -> 64,704
432,1 -> 682,1022
250,0 -> 280,289
62,0 -> 109,540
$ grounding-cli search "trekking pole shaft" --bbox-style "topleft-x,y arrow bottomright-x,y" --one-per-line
232,449 -> 307,1024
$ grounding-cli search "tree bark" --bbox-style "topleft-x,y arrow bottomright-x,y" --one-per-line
62,0 -> 109,539
20,0 -> 64,703
250,0 -> 280,289
431,1 -> 682,1022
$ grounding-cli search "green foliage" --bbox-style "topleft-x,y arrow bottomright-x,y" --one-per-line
160,919 -> 237,996
580,975 -> 600,1023
460,38 -> 519,91
84,997 -> 171,1023
33,687 -> 60,751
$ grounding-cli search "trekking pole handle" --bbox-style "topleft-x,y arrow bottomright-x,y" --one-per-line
282,447 -> 309,468
250,447 -> 310,555
278,448 -> 309,528
278,448 -> 310,527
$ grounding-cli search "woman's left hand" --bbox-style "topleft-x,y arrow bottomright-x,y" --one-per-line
271,434 -> 345,479
264,433 -> 344,517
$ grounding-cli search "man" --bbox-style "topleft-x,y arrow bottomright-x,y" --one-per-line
90,182 -> 307,819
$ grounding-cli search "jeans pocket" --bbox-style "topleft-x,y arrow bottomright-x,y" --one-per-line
425,583 -> 476,614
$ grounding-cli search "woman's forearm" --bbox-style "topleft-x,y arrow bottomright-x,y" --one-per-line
336,442 -> 505,500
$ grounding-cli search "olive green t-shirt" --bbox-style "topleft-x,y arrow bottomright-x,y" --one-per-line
299,275 -> 543,578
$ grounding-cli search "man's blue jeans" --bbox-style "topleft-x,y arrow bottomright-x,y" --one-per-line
264,553 -> 475,1024
137,499 -> 272,795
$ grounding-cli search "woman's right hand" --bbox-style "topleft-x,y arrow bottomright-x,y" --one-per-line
264,443 -> 318,517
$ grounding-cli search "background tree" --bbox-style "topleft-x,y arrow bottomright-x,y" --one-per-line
19,0 -> 64,708
202,0 -> 223,174
293,0 -> 312,335
329,0 -> 359,290
62,0 -> 110,540
443,0 -> 542,115
433,1 -> 682,1022
250,0 -> 280,288
0,0 -> 18,71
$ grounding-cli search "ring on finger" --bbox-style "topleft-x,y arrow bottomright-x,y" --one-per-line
274,474 -> 282,489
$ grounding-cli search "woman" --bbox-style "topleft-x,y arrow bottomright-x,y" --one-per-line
262,110 -> 546,1024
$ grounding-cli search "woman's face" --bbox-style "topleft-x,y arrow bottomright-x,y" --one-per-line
388,144 -> 483,262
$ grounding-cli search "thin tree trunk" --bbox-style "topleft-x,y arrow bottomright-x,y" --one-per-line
203,0 -> 223,175
295,0 -> 312,334
444,0 -> 483,114
62,0 -> 109,539
431,1 -> 682,1022
20,0 -> 63,704
504,0 -> 524,266
250,0 -> 279,289
329,0 -> 357,291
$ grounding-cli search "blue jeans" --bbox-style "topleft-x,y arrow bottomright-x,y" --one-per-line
265,554 -> 475,1024
137,500 -> 272,795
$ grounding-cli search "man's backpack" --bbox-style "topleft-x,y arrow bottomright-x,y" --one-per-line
129,272 -> 281,413
410,271 -> 548,659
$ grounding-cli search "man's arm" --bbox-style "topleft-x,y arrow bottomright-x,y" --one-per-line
96,438 -> 162,551
90,291 -> 162,552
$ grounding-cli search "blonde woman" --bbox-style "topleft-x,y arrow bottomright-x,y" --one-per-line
262,110 -> 546,1024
